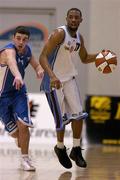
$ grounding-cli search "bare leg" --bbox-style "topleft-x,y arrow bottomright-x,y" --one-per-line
10,129 -> 21,148
57,129 -> 65,142
14,121 -> 35,171
16,121 -> 30,155
11,130 -> 19,138
12,121 -> 35,171
71,119 -> 83,139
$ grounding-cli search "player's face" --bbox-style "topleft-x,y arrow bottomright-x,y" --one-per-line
66,10 -> 82,31
13,33 -> 29,53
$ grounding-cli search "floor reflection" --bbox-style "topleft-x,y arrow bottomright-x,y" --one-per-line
0,143 -> 120,180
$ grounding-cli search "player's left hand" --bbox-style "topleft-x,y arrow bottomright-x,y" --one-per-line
13,76 -> 24,90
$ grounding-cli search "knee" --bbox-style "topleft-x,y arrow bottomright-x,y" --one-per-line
17,121 -> 29,133
10,130 -> 19,138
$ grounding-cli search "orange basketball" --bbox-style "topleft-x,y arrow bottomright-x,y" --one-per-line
95,50 -> 117,74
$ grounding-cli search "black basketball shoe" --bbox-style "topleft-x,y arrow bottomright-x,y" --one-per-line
69,147 -> 87,168
54,145 -> 72,169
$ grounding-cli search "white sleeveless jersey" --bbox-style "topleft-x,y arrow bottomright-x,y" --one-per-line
40,25 -> 81,92
53,25 -> 81,82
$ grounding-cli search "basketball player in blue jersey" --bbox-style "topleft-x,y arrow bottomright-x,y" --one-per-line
0,26 -> 43,171
39,8 -> 107,169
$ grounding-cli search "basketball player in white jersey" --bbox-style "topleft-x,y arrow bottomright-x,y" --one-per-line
39,8 -> 105,169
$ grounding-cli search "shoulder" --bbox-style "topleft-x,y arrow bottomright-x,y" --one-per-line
49,27 -> 65,45
0,46 -> 16,65
5,43 -> 15,49
2,48 -> 16,60
50,28 -> 65,37
0,43 -> 14,52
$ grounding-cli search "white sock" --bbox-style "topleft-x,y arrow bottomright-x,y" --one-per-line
73,138 -> 80,147
22,154 -> 29,159
57,141 -> 64,149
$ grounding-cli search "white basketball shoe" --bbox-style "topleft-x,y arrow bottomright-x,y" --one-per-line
21,156 -> 36,171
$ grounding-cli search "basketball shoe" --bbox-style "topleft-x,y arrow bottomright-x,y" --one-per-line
69,147 -> 87,168
21,156 -> 36,171
54,145 -> 72,169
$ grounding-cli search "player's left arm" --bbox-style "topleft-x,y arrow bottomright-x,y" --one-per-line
30,55 -> 44,79
79,34 -> 98,64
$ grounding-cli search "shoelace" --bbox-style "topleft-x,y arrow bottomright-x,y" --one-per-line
23,157 -> 34,166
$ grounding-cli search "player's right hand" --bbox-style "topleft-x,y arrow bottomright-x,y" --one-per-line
50,77 -> 62,90
13,76 -> 24,90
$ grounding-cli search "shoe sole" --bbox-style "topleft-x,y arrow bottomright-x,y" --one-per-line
20,164 -> 36,171
69,154 -> 87,168
21,167 -> 36,171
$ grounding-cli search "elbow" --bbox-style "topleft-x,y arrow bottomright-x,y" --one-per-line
80,53 -> 88,64
39,59 -> 42,65
81,58 -> 88,64
39,59 -> 43,68
39,55 -> 42,63
39,55 -> 44,65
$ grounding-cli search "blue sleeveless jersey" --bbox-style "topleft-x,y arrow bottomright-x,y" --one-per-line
0,43 -> 32,97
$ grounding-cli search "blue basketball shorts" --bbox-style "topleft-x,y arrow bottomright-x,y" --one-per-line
0,92 -> 33,135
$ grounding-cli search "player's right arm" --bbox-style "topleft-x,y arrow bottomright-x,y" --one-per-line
39,29 -> 64,89
4,49 -> 23,90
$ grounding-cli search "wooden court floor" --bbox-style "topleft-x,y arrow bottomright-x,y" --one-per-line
0,143 -> 120,180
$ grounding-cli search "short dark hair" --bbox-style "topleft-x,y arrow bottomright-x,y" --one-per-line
67,8 -> 82,17
13,26 -> 30,38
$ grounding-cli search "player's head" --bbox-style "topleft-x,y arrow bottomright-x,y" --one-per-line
13,26 -> 30,53
13,26 -> 30,38
66,8 -> 82,31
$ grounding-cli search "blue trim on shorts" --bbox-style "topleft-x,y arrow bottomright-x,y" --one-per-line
45,90 -> 64,131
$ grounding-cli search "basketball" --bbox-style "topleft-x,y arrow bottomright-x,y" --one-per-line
95,50 -> 117,74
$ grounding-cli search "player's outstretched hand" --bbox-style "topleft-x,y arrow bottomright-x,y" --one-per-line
13,76 -> 24,90
36,69 -> 44,79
